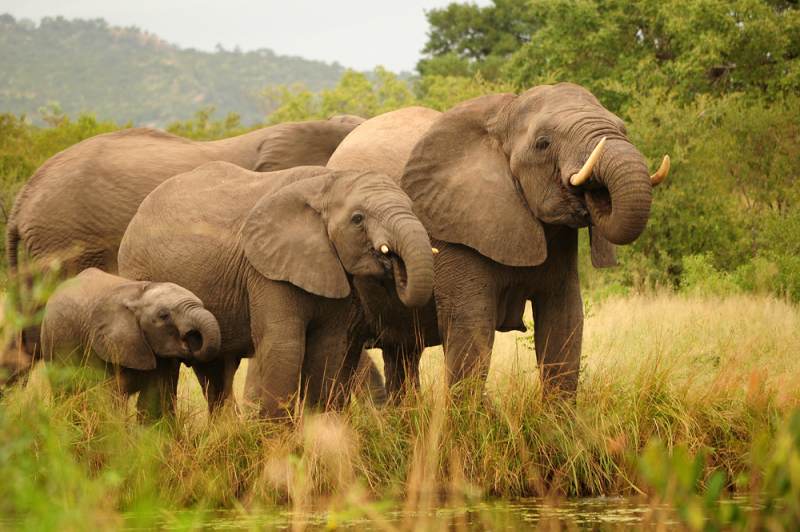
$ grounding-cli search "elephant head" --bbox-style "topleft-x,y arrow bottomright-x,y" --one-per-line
90,281 -> 221,370
242,169 -> 434,307
403,82 -> 668,267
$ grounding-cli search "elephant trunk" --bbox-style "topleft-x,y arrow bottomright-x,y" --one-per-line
585,140 -> 653,245
386,213 -> 434,308
180,307 -> 221,363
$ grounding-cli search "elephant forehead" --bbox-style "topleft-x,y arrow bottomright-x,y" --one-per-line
328,170 -> 400,196
144,283 -> 201,307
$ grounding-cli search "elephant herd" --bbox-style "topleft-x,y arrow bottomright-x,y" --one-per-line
0,82 -> 668,419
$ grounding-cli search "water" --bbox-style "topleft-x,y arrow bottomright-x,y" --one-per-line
127,497 -> 679,530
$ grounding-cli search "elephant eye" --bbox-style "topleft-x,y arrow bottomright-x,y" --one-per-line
534,136 -> 551,150
157,310 -> 170,322
351,212 -> 364,225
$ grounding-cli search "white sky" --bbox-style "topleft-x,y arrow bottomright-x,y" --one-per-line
0,0 -> 490,72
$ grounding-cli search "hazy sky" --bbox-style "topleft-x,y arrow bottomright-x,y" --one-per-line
1,0 -> 490,72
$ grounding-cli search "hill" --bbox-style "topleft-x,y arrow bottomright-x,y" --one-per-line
0,14 -> 347,125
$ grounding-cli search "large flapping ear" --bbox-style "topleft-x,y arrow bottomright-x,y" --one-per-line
401,94 -> 548,267
242,174 -> 350,299
589,226 -> 618,268
88,283 -> 157,371
254,120 -> 359,172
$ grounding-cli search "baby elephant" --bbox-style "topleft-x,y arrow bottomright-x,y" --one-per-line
40,268 -> 221,415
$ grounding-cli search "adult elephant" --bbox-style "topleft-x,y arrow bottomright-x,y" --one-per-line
5,116 -> 362,358
7,116 -> 363,276
328,83 -> 669,397
118,163 -> 433,418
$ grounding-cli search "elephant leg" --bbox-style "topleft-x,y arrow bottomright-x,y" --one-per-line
193,356 -> 241,414
301,314 -> 360,411
432,247 -> 498,389
244,319 -> 307,419
353,350 -> 387,405
437,287 -> 497,388
135,358 -> 181,421
383,344 -> 422,401
531,270 -> 583,396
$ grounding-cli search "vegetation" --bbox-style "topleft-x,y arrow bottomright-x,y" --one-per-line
1,293 -> 799,528
1,0 -> 799,528
0,14 -> 346,126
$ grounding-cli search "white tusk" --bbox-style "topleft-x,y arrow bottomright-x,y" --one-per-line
650,155 -> 670,186
569,137 -> 607,186
431,247 -> 439,254
380,245 -> 390,254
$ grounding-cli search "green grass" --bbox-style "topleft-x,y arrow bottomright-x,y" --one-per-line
1,292 -> 799,529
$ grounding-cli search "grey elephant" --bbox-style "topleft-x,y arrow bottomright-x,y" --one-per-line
118,163 -> 433,418
38,268 -> 220,416
5,116 -> 362,357
328,82 -> 669,397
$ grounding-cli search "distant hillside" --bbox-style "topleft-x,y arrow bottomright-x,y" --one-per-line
0,14 -> 347,125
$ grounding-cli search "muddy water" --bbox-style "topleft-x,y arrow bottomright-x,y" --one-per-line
138,497 -> 678,530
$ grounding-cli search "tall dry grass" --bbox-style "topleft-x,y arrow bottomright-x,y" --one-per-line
1,292 -> 798,528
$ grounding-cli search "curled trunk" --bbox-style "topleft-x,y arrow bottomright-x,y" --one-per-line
181,307 -> 221,362
387,214 -> 434,308
584,140 -> 653,245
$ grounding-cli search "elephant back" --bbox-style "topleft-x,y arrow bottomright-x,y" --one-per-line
327,107 -> 441,180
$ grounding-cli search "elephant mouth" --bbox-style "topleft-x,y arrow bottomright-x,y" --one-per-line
584,187 -> 612,224
180,329 -> 204,358
377,251 -> 408,288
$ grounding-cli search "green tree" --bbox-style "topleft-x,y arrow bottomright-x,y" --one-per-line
265,68 -> 416,123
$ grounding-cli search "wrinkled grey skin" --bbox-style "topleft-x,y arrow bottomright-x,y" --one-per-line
118,163 -> 432,418
328,83 -> 655,398
7,116 -> 363,275
4,116 -> 362,360
35,268 -> 220,417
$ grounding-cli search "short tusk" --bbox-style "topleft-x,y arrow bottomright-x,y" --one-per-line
570,137 -> 607,186
431,247 -> 439,254
650,155 -> 670,186
380,245 -> 390,254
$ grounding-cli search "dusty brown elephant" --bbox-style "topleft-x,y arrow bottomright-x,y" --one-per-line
4,116 -> 362,357
328,82 -> 669,397
7,116 -> 363,275
118,163 -> 433,418
39,268 -> 220,417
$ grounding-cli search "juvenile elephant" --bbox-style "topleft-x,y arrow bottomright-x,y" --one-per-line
328,82 -> 669,397
39,268 -> 221,416
5,116 -> 362,357
118,163 -> 433,418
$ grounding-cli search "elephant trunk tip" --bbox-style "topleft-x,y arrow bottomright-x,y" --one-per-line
183,308 -> 222,362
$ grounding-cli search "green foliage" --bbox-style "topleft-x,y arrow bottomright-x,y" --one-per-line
418,0 -> 539,80
639,411 -> 800,529
264,68 -> 417,123
0,14 -> 345,126
166,107 -> 249,140
423,0 -> 800,112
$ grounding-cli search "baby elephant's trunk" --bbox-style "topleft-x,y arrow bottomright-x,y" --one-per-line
180,307 -> 221,363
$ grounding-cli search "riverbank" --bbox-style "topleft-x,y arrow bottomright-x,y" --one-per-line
1,292 -> 798,529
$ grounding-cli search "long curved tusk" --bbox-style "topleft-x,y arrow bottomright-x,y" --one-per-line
570,137 -> 607,186
380,245 -> 390,254
650,155 -> 670,186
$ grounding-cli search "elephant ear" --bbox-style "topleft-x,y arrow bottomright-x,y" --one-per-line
88,283 -> 157,371
402,94 -> 547,267
589,227 -> 618,268
242,175 -> 350,299
254,121 -> 358,172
